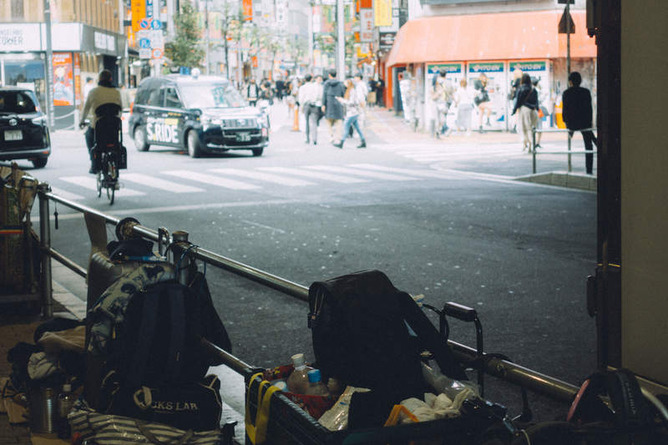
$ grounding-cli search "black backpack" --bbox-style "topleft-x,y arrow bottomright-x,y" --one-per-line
308,270 -> 467,399
110,276 -> 231,388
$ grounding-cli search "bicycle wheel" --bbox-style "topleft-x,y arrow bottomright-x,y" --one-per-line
96,171 -> 102,197
107,157 -> 117,205
107,183 -> 115,205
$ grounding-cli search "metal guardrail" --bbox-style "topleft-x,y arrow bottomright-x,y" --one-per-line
36,184 -> 579,404
531,127 -> 597,174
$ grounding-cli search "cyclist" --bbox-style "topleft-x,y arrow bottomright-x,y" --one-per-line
79,70 -> 122,174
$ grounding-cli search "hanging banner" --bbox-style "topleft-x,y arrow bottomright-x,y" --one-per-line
374,0 -> 392,27
360,8 -> 373,43
243,0 -> 253,21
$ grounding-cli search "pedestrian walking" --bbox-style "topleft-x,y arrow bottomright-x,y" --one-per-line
562,71 -> 597,175
511,73 -> 539,152
432,69 -> 454,137
322,69 -> 345,144
454,79 -> 475,134
474,73 -> 492,133
333,78 -> 367,149
246,78 -> 260,106
298,74 -> 323,145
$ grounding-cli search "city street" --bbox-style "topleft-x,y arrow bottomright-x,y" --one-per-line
18,102 -> 597,417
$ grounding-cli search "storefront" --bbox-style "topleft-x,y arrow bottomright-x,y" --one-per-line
384,9 -> 596,133
0,23 -> 126,130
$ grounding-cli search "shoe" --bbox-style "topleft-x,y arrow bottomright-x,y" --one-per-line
333,141 -> 343,149
534,144 -> 542,149
357,141 -> 367,149
305,139 -> 310,144
313,141 -> 317,145
478,126 -> 484,134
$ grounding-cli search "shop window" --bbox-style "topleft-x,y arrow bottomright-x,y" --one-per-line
11,0 -> 24,20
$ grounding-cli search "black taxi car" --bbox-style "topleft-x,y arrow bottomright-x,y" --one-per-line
0,86 -> 51,168
128,74 -> 269,157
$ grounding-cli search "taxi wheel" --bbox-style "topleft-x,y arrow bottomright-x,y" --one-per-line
252,148 -> 264,157
187,131 -> 202,158
32,157 -> 48,168
134,126 -> 150,152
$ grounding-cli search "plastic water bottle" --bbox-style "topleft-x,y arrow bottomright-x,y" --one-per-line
304,369 -> 330,396
56,384 -> 74,438
286,353 -> 313,394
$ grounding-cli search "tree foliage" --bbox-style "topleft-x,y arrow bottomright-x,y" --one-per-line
165,0 -> 205,69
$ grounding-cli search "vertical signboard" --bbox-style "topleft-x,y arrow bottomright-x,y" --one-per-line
131,0 -> 146,33
243,0 -> 253,21
52,53 -> 74,106
375,0 -> 392,27
360,9 -> 373,43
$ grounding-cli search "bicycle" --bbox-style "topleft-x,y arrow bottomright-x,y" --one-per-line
84,104 -> 125,205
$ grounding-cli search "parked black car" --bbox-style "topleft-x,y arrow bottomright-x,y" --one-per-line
0,87 -> 51,168
128,74 -> 269,158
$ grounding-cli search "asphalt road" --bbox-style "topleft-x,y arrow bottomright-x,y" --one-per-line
14,103 -> 597,420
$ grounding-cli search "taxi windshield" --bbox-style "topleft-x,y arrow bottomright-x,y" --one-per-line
180,83 -> 246,109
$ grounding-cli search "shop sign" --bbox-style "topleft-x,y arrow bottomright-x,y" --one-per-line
378,32 -> 396,50
360,9 -> 373,43
0,24 -> 41,51
131,0 -> 147,33
468,62 -> 504,74
374,0 -> 392,27
509,61 -> 547,72
427,63 -> 463,75
94,31 -> 115,52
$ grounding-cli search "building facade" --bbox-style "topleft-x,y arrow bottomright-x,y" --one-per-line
0,0 -> 127,129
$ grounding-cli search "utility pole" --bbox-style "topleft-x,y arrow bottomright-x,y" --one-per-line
566,0 -> 571,76
43,0 -> 55,129
336,0 -> 345,79
205,0 -> 210,74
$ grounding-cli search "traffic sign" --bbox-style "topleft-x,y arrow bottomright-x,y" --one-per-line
150,19 -> 162,30
151,48 -> 163,59
140,17 -> 152,30
139,38 -> 151,49
139,48 -> 151,59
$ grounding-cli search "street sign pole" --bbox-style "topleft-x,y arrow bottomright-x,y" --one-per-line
43,0 -> 55,130
336,0 -> 345,79
566,2 -> 571,76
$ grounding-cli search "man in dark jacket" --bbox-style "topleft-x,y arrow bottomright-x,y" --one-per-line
322,69 -> 345,144
562,71 -> 597,175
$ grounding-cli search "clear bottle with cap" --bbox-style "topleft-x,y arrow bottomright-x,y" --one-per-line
304,369 -> 330,396
286,353 -> 313,394
56,383 -> 74,438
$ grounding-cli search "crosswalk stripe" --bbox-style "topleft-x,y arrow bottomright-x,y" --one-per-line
304,165 -> 418,181
49,186 -> 85,201
348,164 -> 456,179
122,173 -> 204,193
209,168 -> 314,186
60,176 -> 145,196
163,170 -> 260,190
257,166 -> 368,184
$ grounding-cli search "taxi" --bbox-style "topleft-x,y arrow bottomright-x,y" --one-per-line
128,74 -> 269,157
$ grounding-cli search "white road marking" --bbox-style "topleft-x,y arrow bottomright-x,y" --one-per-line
163,170 -> 260,190
348,164 -> 457,179
122,173 -> 204,193
304,165 -> 419,181
209,168 -> 314,186
258,166 -> 368,184
60,176 -> 145,196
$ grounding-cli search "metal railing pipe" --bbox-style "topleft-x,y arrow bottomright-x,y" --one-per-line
38,183 -> 53,318
449,340 -> 579,402
49,248 -> 87,279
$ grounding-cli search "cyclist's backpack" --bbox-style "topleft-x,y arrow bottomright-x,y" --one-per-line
93,103 -> 127,169
308,270 -> 467,400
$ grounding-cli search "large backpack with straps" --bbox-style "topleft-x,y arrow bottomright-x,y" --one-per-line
308,270 -> 467,400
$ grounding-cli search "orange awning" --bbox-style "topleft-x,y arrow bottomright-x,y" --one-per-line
386,10 -> 596,67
